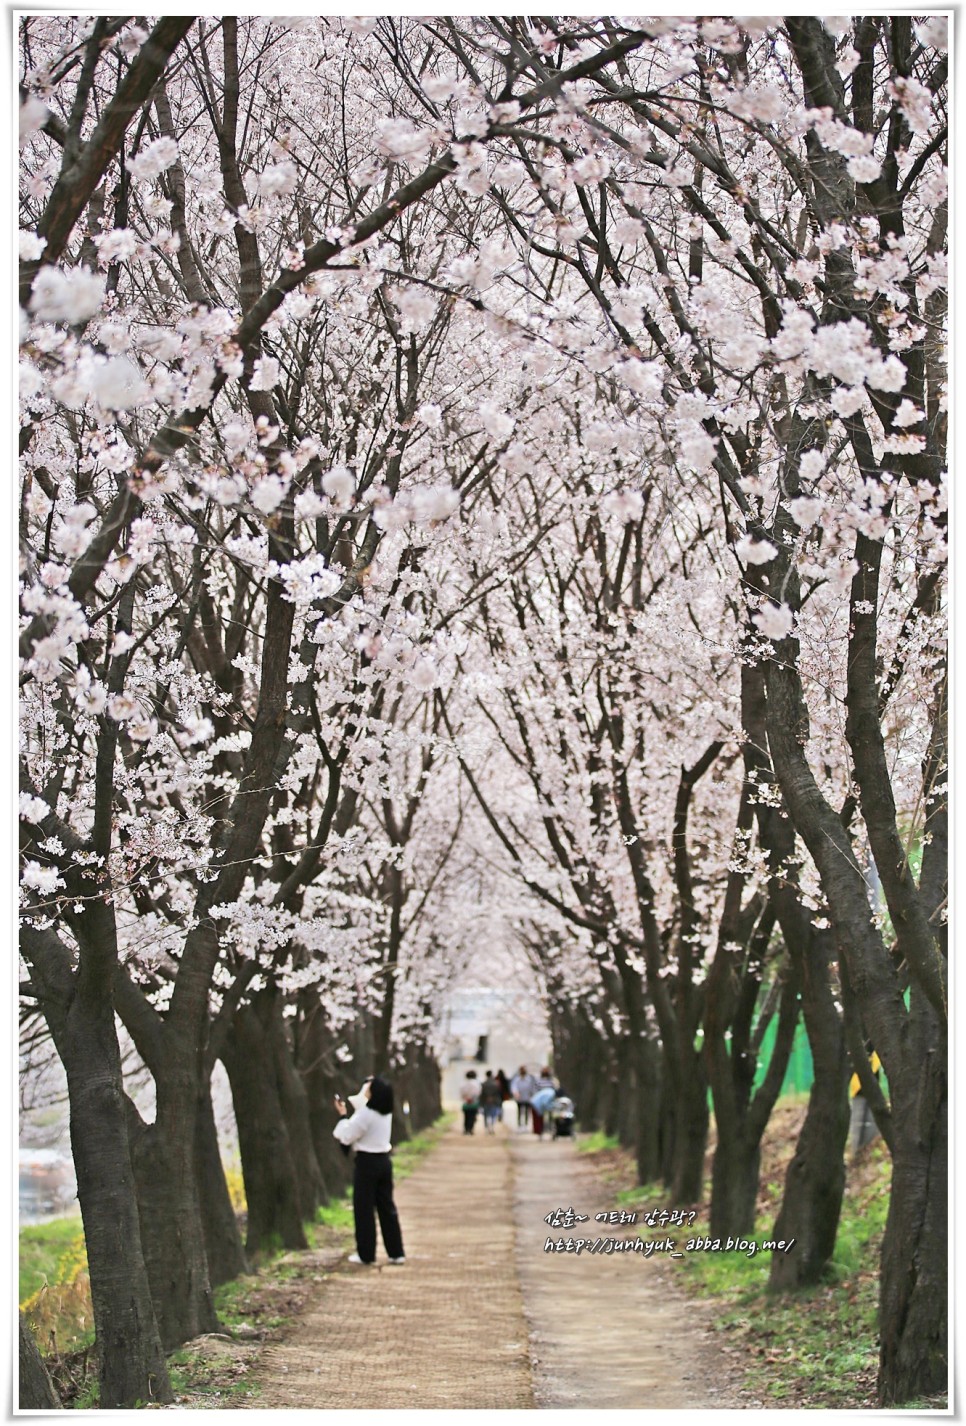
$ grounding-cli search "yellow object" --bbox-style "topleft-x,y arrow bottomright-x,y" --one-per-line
849,1051 -> 881,1098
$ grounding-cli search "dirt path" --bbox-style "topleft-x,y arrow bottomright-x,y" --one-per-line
510,1129 -> 745,1408
246,1119 -> 745,1409
249,1119 -> 533,1409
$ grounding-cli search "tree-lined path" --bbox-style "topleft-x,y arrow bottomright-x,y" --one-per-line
19,15 -> 947,1408
247,1121 -> 742,1410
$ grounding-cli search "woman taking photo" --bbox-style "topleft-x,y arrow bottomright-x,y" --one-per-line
333,1077 -> 406,1266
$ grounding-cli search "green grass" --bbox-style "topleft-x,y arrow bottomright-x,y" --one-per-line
313,1196 -> 354,1232
575,1130 -> 620,1154
167,1345 -> 262,1406
212,1272 -> 261,1334
20,1216 -> 94,1362
19,1216 -> 85,1304
71,1380 -> 99,1410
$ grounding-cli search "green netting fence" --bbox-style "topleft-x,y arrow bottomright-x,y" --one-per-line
754,1017 -> 814,1096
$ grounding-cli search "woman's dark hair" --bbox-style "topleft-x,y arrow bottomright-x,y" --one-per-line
368,1076 -> 394,1116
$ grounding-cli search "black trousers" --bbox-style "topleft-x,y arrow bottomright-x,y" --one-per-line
353,1152 -> 404,1263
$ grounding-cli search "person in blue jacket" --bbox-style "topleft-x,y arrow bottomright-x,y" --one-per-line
530,1068 -> 558,1137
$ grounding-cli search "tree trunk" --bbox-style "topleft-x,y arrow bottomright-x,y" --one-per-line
840,958 -> 894,1148
129,1077 -> 220,1350
769,929 -> 849,1290
294,991 -> 373,1202
409,1041 -> 443,1130
877,999 -> 947,1404
548,998 -> 614,1133
581,1040 -> 614,1132
295,1003 -> 356,1203
767,1078 -> 847,1290
742,658 -> 851,1287
612,1037 -> 636,1146
194,1084 -> 248,1288
709,1128 -> 761,1241
311,1099 -> 354,1203
658,1050 -> 675,1187
19,1312 -> 61,1409
113,969 -> 221,1350
22,927 -> 172,1407
706,959 -> 799,1239
268,992 -> 326,1220
222,1004 -> 308,1255
603,1065 -> 620,1139
669,1048 -> 709,1204
71,1044 -> 178,1389
571,1057 -> 604,1132
765,643 -> 947,1400
633,1035 -> 663,1184
394,1038 -> 442,1135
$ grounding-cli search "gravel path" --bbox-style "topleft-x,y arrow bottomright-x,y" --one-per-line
247,1117 -> 745,1409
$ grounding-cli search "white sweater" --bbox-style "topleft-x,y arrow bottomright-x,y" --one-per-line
333,1105 -> 393,1153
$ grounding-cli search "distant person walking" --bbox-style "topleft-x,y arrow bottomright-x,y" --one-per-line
530,1068 -> 557,1138
480,1071 -> 503,1134
332,1077 -> 405,1266
495,1068 -> 512,1121
511,1065 -> 537,1129
460,1069 -> 481,1135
